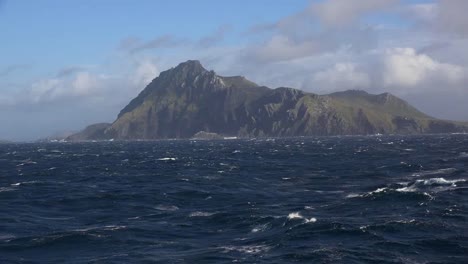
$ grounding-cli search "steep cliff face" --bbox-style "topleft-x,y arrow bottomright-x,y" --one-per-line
68,60 -> 468,140
104,60 -> 268,139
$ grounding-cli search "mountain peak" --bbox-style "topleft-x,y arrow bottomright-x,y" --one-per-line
174,60 -> 206,73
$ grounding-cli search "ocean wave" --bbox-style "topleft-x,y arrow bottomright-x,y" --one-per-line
157,157 -> 177,161
348,177 -> 465,199
154,205 -> 179,211
397,178 -> 465,194
4,225 -> 127,248
411,168 -> 458,177
0,233 -> 16,242
10,181 -> 39,186
220,244 -> 271,254
251,223 -> 270,233
0,187 -> 16,193
287,212 -> 317,223
189,211 -> 215,217
417,178 -> 465,186
73,225 -> 127,232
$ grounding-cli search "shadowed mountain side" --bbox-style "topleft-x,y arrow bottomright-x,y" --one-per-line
67,123 -> 111,141
68,60 -> 468,140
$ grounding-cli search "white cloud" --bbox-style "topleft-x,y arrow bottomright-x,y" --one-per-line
198,24 -> 232,48
436,0 -> 468,37
406,0 -> 468,37
131,59 -> 159,88
311,0 -> 397,28
310,63 -> 370,92
245,35 -> 321,63
119,35 -> 186,54
8,57 -> 161,107
382,48 -> 464,89
406,3 -> 437,22
27,71 -> 109,103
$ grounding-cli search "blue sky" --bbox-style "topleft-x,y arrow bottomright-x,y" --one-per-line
1,1 -> 307,73
1,0 -> 467,140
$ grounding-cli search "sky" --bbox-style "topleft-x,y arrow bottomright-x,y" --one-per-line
1,0 -> 468,141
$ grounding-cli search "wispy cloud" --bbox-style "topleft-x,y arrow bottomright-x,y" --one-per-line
0,64 -> 30,77
119,35 -> 187,54
310,0 -> 398,29
434,0 -> 468,37
197,24 -> 232,48
55,66 -> 87,78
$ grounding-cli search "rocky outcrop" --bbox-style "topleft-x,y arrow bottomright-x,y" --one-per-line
191,131 -> 224,140
67,123 -> 111,141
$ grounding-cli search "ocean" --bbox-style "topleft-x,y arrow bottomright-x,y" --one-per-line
0,135 -> 467,263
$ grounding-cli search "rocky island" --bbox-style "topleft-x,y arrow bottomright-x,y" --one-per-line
69,60 -> 468,140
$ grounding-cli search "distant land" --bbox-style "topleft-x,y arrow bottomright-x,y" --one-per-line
68,60 -> 468,141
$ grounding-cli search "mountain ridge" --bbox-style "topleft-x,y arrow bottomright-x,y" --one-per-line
68,60 -> 468,140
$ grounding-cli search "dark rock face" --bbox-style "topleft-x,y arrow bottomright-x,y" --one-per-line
69,60 -> 468,140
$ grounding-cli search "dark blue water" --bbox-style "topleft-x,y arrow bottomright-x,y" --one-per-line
1,135 -> 467,263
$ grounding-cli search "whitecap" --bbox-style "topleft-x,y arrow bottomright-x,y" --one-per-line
189,211 -> 215,217
417,178 -> 465,186
287,212 -> 303,220
305,217 -> 317,223
287,212 -> 317,223
10,181 -> 38,186
411,168 -> 457,177
396,186 -> 417,193
220,245 -> 271,254
251,224 -> 269,233
103,225 -> 127,231
154,205 -> 179,211
395,177 -> 464,195
369,187 -> 388,194
347,187 -> 388,198
346,193 -> 361,198
393,219 -> 416,224
157,157 -> 177,161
